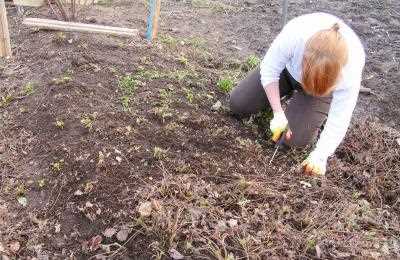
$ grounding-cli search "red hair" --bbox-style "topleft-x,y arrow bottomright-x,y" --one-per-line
302,23 -> 348,96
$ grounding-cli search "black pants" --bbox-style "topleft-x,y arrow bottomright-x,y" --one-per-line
229,68 -> 332,147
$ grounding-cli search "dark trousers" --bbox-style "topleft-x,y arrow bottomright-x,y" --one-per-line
229,68 -> 332,147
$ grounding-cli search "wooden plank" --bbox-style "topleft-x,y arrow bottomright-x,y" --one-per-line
146,0 -> 161,41
23,18 -> 139,37
0,0 -> 11,58
13,0 -> 45,7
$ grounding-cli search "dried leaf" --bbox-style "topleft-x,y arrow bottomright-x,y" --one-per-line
9,241 -> 20,253
74,190 -> 83,196
138,201 -> 152,217
228,219 -> 238,228
316,244 -> 322,258
55,224 -> 61,233
88,235 -> 102,252
211,100 -> 222,111
17,196 -> 27,207
169,248 -> 184,259
103,228 -> 117,238
300,181 -> 312,188
116,228 -> 130,242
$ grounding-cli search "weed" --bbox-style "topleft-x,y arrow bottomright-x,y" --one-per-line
118,75 -> 138,108
306,237 -> 317,251
53,75 -> 72,85
153,147 -> 168,160
0,94 -> 14,108
97,0 -> 112,6
38,179 -> 46,188
54,32 -> 67,43
153,106 -> 174,121
81,114 -> 95,130
159,88 -> 172,101
245,54 -> 261,71
165,122 -> 182,132
55,119 -> 65,129
187,37 -> 207,49
191,0 -> 235,12
16,184 -> 26,196
159,35 -> 179,48
178,56 -> 188,66
51,159 -> 64,173
217,78 -> 234,93
121,95 -> 131,110
119,75 -> 138,95
184,88 -> 194,103
23,82 -> 35,95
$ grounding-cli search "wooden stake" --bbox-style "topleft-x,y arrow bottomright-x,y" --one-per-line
0,0 -> 12,58
281,0 -> 288,27
23,18 -> 139,37
146,0 -> 161,41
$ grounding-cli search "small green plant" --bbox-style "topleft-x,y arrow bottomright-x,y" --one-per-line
217,78 -> 234,93
54,32 -> 67,43
119,75 -> 137,94
184,88 -> 194,103
38,179 -> 46,188
153,147 -> 168,160
121,95 -> 131,110
159,35 -> 178,47
178,56 -> 188,66
55,119 -> 65,129
53,75 -> 72,85
81,114 -> 95,130
23,82 -> 35,95
246,54 -> 261,70
0,94 -> 14,108
16,184 -> 26,196
97,0 -> 112,6
159,88 -> 172,101
306,237 -> 317,251
51,159 -> 64,173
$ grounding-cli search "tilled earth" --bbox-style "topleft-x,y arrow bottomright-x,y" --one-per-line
0,0 -> 399,259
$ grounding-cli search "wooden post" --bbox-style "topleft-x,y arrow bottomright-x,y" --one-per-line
281,0 -> 288,27
0,0 -> 11,58
146,0 -> 161,41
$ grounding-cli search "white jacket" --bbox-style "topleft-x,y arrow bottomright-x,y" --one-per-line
260,12 -> 366,161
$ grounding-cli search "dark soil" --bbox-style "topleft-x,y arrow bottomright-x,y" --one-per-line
0,0 -> 399,259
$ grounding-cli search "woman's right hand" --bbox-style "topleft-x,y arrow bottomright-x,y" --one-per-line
270,111 -> 288,142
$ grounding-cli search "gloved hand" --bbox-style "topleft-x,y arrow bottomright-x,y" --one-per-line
301,151 -> 327,176
270,111 -> 288,142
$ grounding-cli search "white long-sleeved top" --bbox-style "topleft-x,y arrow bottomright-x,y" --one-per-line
260,12 -> 366,161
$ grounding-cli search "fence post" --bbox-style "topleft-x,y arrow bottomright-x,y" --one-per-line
0,0 -> 11,58
146,0 -> 161,41
281,0 -> 288,27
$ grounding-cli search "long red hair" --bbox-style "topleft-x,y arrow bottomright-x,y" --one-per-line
302,23 -> 348,96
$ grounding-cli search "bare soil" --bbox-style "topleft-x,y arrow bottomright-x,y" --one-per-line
0,0 -> 399,259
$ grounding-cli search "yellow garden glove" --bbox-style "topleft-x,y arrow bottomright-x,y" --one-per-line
270,111 -> 288,142
301,151 -> 327,176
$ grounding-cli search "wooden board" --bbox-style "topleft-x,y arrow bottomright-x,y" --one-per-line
23,18 -> 139,37
13,0 -> 45,7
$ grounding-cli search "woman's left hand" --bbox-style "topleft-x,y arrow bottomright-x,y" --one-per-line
300,152 -> 327,176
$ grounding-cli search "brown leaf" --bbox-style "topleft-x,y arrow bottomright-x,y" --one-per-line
116,229 -> 130,242
138,201 -> 152,217
9,241 -> 20,253
169,248 -> 184,259
88,235 -> 102,252
103,228 -> 117,238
